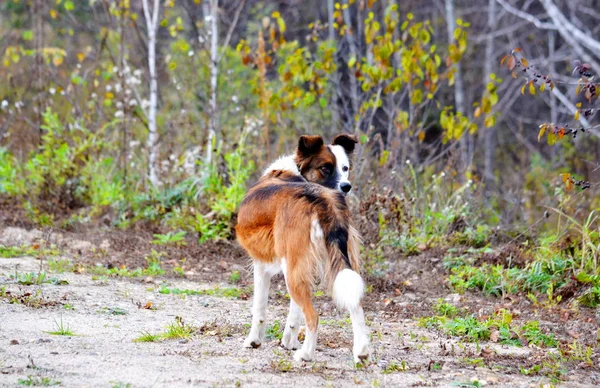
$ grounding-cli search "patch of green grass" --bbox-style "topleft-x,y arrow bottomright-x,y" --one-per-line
0,244 -> 60,258
12,271 -> 50,286
433,299 -> 458,317
229,270 -> 241,284
158,285 -> 248,299
420,309 -> 557,348
163,317 -> 193,340
447,253 -> 574,299
134,317 -> 194,343
99,307 -> 128,315
47,259 -> 73,273
46,317 -> 74,336
133,331 -> 161,343
520,321 -> 558,347
17,376 -> 60,386
110,382 -> 133,388
152,231 -> 187,246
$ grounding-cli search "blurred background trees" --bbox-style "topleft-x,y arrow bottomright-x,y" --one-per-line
0,0 -> 598,238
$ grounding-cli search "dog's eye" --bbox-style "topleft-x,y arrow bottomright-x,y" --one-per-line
320,166 -> 330,174
342,166 -> 349,172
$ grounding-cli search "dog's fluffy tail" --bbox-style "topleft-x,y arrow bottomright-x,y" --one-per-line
310,217 -> 364,311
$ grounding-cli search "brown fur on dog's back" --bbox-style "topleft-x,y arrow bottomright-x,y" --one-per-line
235,170 -> 360,331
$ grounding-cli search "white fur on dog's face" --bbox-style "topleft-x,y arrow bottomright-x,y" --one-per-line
329,144 -> 351,194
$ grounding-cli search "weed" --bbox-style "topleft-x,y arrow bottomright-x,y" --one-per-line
144,250 -> 165,276
152,231 -> 187,246
433,299 -> 458,317
265,320 -> 283,341
46,317 -> 74,336
47,259 -> 73,273
133,331 -> 161,343
382,360 -> 408,373
13,271 -> 50,286
158,285 -> 248,299
100,307 -> 128,316
110,382 -> 132,388
270,356 -> 293,372
520,321 -> 558,347
163,316 -> 194,340
229,270 -> 241,284
17,376 -> 60,386
0,244 -> 60,258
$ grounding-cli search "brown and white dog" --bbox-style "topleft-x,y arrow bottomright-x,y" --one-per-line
235,134 -> 370,363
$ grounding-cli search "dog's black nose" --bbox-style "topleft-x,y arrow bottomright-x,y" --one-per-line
340,182 -> 352,193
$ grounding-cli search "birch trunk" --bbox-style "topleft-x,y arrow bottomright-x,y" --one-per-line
204,0 -> 219,167
327,0 -> 335,41
142,0 -> 161,187
483,0 -> 497,186
342,1 -> 360,133
445,0 -> 468,171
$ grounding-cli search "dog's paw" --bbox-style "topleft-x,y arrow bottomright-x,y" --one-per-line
244,336 -> 262,349
293,348 -> 313,362
353,343 -> 371,365
281,331 -> 301,350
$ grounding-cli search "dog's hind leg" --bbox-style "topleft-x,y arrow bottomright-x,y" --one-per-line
286,272 -> 318,362
280,258 -> 302,350
333,269 -> 371,364
244,261 -> 272,348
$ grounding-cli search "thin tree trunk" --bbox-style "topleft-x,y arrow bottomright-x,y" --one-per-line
33,0 -> 45,143
204,0 -> 219,166
142,0 -> 161,187
483,0 -> 497,188
119,3 -> 129,185
445,0 -> 468,171
342,1 -> 360,133
327,0 -> 335,41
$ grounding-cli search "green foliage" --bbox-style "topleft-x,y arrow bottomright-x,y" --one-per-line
17,376 -> 61,387
447,253 -> 573,298
264,320 -> 283,341
157,285 -> 248,299
152,231 -> 187,246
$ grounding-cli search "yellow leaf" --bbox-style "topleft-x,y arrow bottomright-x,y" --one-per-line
49,9 -> 58,19
474,106 -> 482,118
529,81 -> 536,95
52,55 -> 63,66
575,110 -> 580,121
521,58 -> 529,67
539,82 -> 545,92
521,84 -> 526,95
77,52 -> 85,62
538,125 -> 547,142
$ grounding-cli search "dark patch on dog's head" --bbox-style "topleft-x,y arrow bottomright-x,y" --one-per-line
295,135 -> 340,190
332,134 -> 358,155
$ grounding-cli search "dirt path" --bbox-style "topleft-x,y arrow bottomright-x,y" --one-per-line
0,254 -> 593,388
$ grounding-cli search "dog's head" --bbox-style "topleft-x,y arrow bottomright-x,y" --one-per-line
295,134 -> 358,195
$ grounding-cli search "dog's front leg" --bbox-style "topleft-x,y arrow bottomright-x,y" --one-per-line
244,262 -> 271,348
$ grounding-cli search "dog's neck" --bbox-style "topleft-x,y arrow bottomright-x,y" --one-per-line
263,154 -> 301,177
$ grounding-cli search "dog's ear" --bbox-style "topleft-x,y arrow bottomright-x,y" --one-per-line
332,134 -> 358,154
297,135 -> 324,158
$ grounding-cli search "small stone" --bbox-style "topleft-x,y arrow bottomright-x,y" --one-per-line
50,352 -> 58,355
179,339 -> 189,344
9,339 -> 19,345
144,276 -> 154,283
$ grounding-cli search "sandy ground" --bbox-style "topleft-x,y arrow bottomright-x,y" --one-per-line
0,254 -> 596,388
